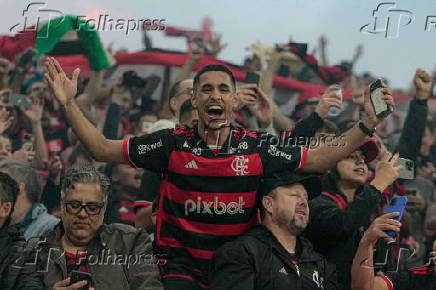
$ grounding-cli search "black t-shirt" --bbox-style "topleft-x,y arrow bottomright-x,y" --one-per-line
380,264 -> 436,289
134,169 -> 162,211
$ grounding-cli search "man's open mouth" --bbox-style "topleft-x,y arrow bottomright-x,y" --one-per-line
206,105 -> 224,119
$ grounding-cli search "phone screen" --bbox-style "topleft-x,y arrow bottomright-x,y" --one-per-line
245,72 -> 260,85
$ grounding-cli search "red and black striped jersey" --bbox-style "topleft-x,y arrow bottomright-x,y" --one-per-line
123,124 -> 307,278
379,264 -> 436,290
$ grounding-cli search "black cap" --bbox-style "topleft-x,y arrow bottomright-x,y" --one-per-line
258,171 -> 321,200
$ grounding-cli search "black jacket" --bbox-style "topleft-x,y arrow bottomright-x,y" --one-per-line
305,176 -> 382,289
0,219 -> 43,289
209,224 -> 337,290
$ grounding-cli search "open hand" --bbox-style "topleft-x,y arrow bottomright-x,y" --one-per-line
44,57 -> 80,107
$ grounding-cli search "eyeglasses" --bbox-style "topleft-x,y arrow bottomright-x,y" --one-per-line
174,88 -> 193,99
0,105 -> 13,113
64,201 -> 104,216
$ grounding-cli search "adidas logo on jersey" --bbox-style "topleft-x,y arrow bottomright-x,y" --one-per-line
279,267 -> 288,275
185,160 -> 198,169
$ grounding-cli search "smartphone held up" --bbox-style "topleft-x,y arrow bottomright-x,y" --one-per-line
328,86 -> 343,117
385,196 -> 408,237
369,79 -> 393,120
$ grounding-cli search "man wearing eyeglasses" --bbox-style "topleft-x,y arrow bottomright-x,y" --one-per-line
28,166 -> 162,290
168,79 -> 194,122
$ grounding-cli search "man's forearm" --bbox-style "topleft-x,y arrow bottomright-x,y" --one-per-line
351,241 -> 375,290
305,121 -> 369,172
62,101 -> 109,161
175,57 -> 197,84
261,52 -> 281,95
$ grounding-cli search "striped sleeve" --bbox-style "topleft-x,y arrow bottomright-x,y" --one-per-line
379,275 -> 393,290
123,129 -> 174,171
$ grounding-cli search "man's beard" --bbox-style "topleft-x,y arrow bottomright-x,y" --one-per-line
274,211 -> 308,235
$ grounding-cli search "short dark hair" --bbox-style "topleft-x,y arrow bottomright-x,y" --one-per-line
0,161 -> 42,203
61,166 -> 111,202
0,172 -> 19,214
259,189 -> 278,219
193,65 -> 236,93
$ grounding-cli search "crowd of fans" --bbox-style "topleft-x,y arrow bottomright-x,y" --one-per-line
0,23 -> 436,290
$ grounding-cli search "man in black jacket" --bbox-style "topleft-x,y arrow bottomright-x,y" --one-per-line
0,171 -> 43,289
209,173 -> 337,290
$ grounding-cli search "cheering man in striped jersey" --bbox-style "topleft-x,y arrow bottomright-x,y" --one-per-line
45,57 -> 394,289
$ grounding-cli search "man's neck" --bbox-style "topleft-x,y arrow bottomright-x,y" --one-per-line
11,198 -> 33,224
62,233 -> 88,253
198,122 -> 231,147
337,180 -> 360,202
263,221 -> 297,253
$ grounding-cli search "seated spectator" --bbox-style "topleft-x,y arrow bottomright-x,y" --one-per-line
0,171 -> 43,289
104,162 -> 144,226
0,161 -> 59,239
351,213 -> 436,289
168,79 -> 194,122
28,165 -> 162,289
305,141 -> 401,289
209,172 -> 338,289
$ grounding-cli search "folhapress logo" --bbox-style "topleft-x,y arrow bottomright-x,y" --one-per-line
184,196 -> 246,216
9,2 -> 64,38
360,2 -> 414,39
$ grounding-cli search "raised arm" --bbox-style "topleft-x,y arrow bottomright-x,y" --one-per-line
44,57 -> 126,164
351,213 -> 400,290
260,49 -> 294,131
303,84 -> 395,172
395,68 -> 432,162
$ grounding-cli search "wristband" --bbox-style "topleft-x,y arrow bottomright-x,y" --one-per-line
358,120 -> 375,137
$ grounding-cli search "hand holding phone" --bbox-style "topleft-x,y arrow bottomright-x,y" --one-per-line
393,157 -> 414,179
245,72 -> 260,85
70,270 -> 92,290
9,93 -> 32,109
385,196 -> 408,237
369,79 -> 393,120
